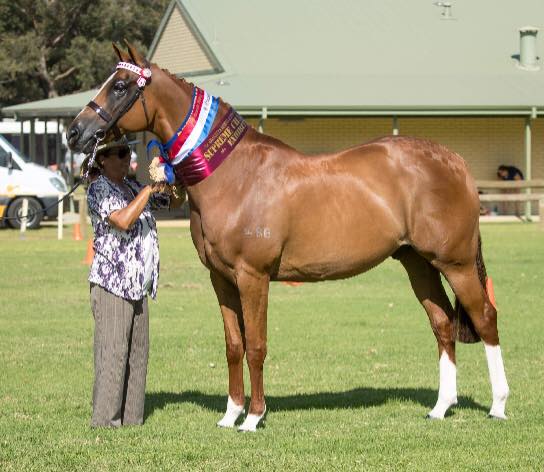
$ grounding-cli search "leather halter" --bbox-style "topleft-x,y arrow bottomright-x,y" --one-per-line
86,62 -> 152,140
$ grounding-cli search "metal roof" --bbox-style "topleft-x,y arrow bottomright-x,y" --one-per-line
179,0 -> 544,113
2,89 -> 97,119
4,0 -> 544,118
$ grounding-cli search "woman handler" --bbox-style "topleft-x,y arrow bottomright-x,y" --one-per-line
83,138 -> 168,427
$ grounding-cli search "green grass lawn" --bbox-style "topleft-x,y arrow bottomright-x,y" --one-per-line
0,223 -> 543,471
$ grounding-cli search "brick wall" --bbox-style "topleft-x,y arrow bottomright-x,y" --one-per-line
246,116 -> 543,180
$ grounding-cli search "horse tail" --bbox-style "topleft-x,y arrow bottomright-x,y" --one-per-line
454,232 -> 486,344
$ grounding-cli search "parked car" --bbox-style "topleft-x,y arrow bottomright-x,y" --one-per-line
0,134 -> 68,229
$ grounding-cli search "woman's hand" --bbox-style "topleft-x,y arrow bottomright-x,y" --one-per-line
150,182 -> 169,194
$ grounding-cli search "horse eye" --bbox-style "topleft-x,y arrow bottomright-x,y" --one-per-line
113,81 -> 127,95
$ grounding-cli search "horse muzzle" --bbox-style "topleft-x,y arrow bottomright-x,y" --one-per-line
67,118 -> 108,154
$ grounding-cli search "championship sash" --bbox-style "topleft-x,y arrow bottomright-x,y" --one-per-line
148,87 -> 248,186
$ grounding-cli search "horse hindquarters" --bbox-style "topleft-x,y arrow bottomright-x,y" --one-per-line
395,247 -> 458,418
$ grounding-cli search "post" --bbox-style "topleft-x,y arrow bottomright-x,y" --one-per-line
20,198 -> 28,239
540,199 -> 544,231
57,196 -> 64,240
56,118 -> 62,172
258,107 -> 267,133
44,120 -> 49,167
525,116 -> 533,220
392,115 -> 399,135
30,119 -> 36,163
20,119 -> 25,156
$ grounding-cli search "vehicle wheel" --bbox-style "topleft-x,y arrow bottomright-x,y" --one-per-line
6,197 -> 43,229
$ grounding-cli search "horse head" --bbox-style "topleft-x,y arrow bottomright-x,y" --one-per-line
67,41 -> 155,153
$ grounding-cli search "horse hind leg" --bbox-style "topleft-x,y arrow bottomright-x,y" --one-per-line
439,262 -> 509,419
396,247 -> 458,419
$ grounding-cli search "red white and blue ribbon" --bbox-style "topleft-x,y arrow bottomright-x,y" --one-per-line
172,107 -> 248,186
147,86 -> 219,184
169,88 -> 219,165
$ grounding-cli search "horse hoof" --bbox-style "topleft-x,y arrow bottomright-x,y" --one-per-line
487,413 -> 507,420
238,406 -> 266,432
425,413 -> 444,420
217,415 -> 242,428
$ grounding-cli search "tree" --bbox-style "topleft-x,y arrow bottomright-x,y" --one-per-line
0,0 -> 169,106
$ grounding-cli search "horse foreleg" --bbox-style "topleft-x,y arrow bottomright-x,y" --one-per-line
210,270 -> 246,428
397,248 -> 458,419
236,267 -> 269,432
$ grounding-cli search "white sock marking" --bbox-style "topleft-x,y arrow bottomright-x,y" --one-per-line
217,396 -> 245,428
428,351 -> 458,419
484,343 -> 509,419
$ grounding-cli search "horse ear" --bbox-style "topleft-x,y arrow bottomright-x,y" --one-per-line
124,39 -> 147,67
112,42 -> 130,63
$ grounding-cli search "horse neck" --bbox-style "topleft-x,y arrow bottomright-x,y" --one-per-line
150,70 -> 229,143
147,69 -> 295,209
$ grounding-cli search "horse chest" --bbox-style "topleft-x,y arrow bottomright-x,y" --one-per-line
189,213 -> 237,279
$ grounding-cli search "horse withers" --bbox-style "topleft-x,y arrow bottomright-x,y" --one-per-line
67,42 -> 509,431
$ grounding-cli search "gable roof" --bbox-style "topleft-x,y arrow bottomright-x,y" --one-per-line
147,0 -> 222,77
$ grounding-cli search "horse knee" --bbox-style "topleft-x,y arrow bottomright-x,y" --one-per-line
246,344 -> 267,368
225,341 -> 244,365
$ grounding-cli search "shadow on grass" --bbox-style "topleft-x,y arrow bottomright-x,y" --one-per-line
145,387 -> 487,420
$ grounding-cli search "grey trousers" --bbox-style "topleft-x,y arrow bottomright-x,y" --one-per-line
90,283 -> 149,427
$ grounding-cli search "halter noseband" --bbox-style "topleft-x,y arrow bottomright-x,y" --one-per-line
86,61 -> 152,140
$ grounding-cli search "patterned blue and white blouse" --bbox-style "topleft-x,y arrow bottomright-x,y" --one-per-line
87,175 -> 169,301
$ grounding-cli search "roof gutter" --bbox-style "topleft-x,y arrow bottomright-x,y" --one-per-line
3,106 -> 541,120
236,107 -> 541,117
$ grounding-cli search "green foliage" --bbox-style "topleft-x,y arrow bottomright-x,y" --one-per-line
0,224 -> 543,470
0,0 -> 169,106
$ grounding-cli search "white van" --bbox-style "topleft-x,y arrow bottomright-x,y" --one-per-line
0,134 -> 68,229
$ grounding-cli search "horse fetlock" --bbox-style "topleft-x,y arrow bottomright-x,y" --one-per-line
489,386 -> 509,419
427,395 -> 457,419
493,385 -> 510,402
217,396 -> 245,428
488,399 -> 508,420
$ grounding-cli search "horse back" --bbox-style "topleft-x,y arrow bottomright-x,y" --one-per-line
194,133 -> 479,280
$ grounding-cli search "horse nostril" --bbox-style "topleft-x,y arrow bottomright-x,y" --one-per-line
67,124 -> 80,147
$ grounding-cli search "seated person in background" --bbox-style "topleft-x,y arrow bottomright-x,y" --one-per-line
496,164 -> 524,216
497,164 -> 524,181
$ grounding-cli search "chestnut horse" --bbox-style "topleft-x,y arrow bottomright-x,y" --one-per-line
68,43 -> 509,431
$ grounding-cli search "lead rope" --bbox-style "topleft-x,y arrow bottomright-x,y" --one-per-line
82,133 -> 105,181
